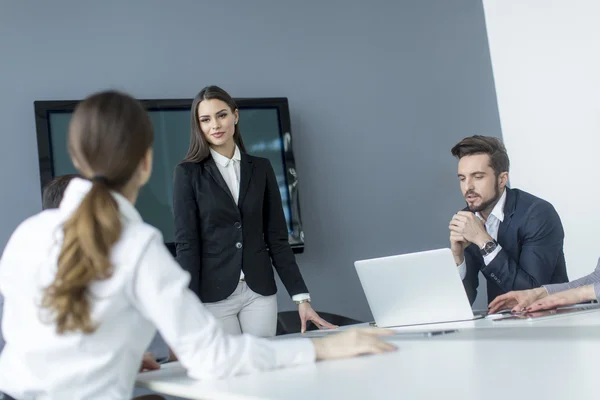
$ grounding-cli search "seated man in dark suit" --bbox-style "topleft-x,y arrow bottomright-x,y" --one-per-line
448,135 -> 569,305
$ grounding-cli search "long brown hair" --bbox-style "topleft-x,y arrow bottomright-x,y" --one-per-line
42,90 -> 154,334
182,85 -> 247,163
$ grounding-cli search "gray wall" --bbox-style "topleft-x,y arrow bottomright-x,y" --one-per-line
0,0 -> 500,320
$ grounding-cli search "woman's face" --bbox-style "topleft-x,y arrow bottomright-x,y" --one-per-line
197,99 -> 239,148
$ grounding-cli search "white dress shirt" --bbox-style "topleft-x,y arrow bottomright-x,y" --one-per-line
209,147 -> 310,303
457,189 -> 506,280
0,178 -> 314,399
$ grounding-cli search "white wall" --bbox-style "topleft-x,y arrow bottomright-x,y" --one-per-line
483,0 -> 600,280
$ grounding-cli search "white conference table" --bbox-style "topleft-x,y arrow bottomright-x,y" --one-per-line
136,307 -> 600,400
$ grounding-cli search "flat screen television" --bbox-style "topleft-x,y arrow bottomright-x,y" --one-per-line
34,97 -> 305,254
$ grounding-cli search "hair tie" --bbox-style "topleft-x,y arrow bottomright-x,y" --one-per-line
92,176 -> 109,185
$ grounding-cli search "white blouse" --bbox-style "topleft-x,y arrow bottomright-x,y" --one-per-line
0,178 -> 314,399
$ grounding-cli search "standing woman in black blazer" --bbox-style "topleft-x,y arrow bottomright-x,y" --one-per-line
173,86 -> 335,337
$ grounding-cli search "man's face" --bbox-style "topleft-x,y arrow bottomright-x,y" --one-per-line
457,153 -> 506,213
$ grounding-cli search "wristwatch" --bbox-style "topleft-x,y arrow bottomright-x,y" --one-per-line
479,239 -> 498,256
294,297 -> 311,305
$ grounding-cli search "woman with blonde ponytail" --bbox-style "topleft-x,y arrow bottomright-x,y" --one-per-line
0,90 -> 395,400
43,174 -> 123,334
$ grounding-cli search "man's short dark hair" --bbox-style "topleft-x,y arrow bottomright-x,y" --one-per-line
451,135 -> 510,176
42,174 -> 79,210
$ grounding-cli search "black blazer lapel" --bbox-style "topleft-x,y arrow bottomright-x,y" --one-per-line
205,157 -> 236,204
497,187 -> 516,243
238,154 -> 254,207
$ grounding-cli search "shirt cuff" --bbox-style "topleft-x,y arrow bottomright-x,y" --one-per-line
270,337 -> 316,367
292,293 -> 311,302
483,245 -> 502,265
543,283 -> 567,295
457,259 -> 467,280
543,286 -> 550,295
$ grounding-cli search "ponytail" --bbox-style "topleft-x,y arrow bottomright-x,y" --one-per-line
42,181 -> 122,334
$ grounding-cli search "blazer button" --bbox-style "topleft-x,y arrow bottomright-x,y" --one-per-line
234,222 -> 242,229
236,242 -> 243,249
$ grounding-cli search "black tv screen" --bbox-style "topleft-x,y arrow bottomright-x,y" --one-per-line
34,98 -> 305,253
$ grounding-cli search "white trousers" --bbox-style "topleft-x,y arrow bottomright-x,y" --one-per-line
203,281 -> 278,337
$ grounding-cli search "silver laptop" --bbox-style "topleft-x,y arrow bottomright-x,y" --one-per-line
354,248 -> 478,328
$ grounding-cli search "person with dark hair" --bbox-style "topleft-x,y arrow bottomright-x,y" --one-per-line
173,86 -> 335,337
448,135 -> 569,305
0,90 -> 394,400
42,174 -> 80,210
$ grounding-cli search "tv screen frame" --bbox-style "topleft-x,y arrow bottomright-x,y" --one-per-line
33,97 -> 305,254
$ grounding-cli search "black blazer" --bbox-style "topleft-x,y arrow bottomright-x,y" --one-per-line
462,187 -> 569,305
173,153 -> 309,303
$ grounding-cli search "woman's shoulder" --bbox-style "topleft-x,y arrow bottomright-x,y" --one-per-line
115,221 -> 164,265
0,210 -> 63,265
120,220 -> 161,246
176,160 -> 205,172
175,160 -> 210,180
244,154 -> 271,169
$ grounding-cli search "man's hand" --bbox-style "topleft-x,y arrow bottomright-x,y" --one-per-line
488,288 -> 548,313
449,211 -> 492,248
449,230 -> 470,265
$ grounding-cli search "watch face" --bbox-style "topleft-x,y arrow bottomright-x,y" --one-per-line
483,241 -> 497,254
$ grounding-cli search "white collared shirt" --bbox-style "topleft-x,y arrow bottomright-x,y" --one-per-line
210,146 -> 242,205
209,147 -> 310,303
0,178 -> 314,399
457,189 -> 506,280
